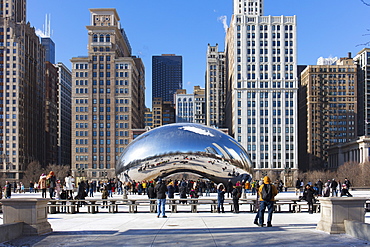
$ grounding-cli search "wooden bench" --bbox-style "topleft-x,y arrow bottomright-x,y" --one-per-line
293,201 -> 320,213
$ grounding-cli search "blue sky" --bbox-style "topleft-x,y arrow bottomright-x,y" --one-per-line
28,0 -> 370,107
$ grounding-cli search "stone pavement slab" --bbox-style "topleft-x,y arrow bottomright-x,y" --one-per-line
1,212 -> 369,247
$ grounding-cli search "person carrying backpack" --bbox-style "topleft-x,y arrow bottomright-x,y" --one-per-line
256,176 -> 278,227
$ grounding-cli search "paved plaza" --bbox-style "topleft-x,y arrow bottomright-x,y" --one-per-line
1,191 -> 370,246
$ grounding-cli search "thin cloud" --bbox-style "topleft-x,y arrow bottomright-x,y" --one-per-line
217,15 -> 228,33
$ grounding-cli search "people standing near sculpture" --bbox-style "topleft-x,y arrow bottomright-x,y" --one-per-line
34,181 -> 38,193
64,173 -> 74,199
167,181 -> 175,199
47,171 -> 57,199
217,183 -> 226,213
344,178 -> 352,190
226,179 -> 233,198
330,178 -> 338,197
295,178 -> 301,195
38,173 -> 47,198
155,178 -> 168,218
232,185 -> 241,213
341,183 -> 353,197
256,176 -> 278,227
29,181 -> 34,193
316,179 -> 323,196
55,180 -> 62,199
303,184 -> 316,214
4,181 -> 11,199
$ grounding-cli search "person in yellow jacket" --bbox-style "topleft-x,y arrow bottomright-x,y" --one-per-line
256,176 -> 278,227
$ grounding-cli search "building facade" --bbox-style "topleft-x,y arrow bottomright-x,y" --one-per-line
175,86 -> 205,124
41,37 -> 55,64
0,0 -> 46,181
328,136 -> 370,168
44,61 -> 59,166
206,44 -> 226,128
71,8 -> 145,180
152,97 -> 175,128
55,62 -> 72,166
225,0 -> 298,174
299,54 -> 358,170
354,48 -> 370,137
152,54 -> 182,104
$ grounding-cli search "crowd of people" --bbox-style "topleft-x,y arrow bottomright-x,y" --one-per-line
0,172 -> 355,227
295,177 -> 352,198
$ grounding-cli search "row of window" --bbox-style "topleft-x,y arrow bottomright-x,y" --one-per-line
75,88 -> 130,94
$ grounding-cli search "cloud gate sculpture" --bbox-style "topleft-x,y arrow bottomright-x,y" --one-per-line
116,123 -> 253,184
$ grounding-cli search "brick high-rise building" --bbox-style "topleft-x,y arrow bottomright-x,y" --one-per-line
71,8 -> 145,180
0,0 -> 46,181
299,54 -> 357,170
206,44 -> 226,128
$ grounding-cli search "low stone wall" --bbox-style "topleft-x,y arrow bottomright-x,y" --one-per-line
0,222 -> 23,243
344,220 -> 370,242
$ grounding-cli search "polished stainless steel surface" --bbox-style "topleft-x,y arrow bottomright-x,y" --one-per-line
116,123 -> 253,184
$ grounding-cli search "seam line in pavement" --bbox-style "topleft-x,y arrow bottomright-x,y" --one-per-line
150,214 -> 170,247
201,216 -> 218,247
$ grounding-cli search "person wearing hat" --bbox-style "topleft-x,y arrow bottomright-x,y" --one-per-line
155,178 -> 168,218
256,176 -> 278,227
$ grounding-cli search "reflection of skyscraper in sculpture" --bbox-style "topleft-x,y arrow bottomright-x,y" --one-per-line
116,123 -> 253,184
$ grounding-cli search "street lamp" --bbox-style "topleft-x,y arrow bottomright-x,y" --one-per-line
77,167 -> 85,184
284,166 -> 292,188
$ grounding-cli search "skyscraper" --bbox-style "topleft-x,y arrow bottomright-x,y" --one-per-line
354,48 -> 370,136
175,86 -> 205,124
71,8 -> 145,180
152,54 -> 182,104
225,0 -> 298,174
206,44 -> 226,128
41,38 -> 55,64
0,0 -> 46,180
55,62 -> 72,166
299,54 -> 358,170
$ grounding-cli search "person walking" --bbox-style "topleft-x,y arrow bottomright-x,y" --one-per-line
155,178 -> 168,218
256,176 -> 278,227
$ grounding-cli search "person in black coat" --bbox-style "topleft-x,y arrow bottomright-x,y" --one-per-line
154,178 -> 168,218
232,186 -> 241,213
303,184 -> 315,214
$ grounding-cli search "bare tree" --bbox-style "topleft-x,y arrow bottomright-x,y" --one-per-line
45,164 -> 71,182
336,162 -> 361,187
360,162 -> 370,186
22,161 -> 45,185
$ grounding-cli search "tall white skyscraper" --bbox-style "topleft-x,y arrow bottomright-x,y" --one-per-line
226,0 -> 298,174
